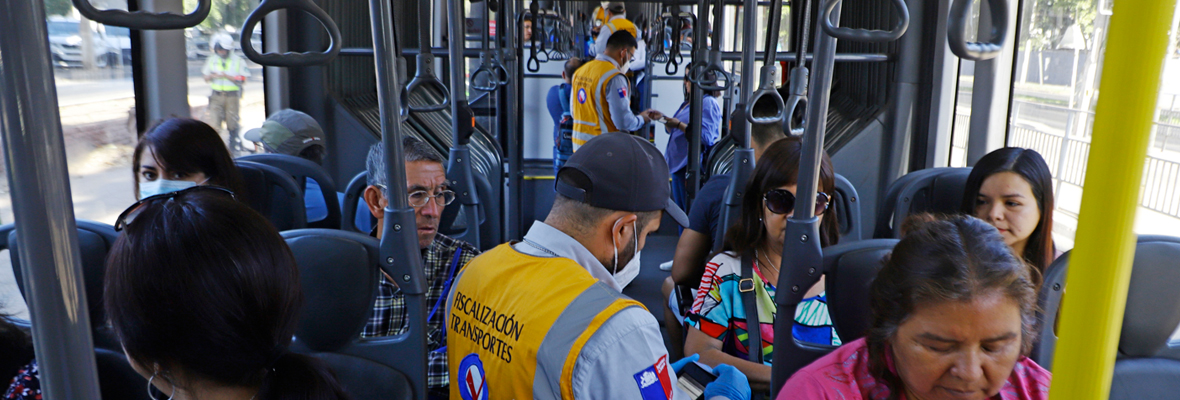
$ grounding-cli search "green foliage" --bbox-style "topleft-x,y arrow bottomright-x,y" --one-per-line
1020,0 -> 1100,51
44,0 -> 73,17
183,0 -> 258,34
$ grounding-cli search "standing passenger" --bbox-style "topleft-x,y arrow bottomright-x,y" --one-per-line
132,118 -> 246,200
547,57 -> 584,174
660,73 -> 723,211
961,147 -> 1058,283
361,138 -> 480,400
105,188 -> 350,400
779,215 -> 1051,399
202,34 -> 251,155
570,31 -> 661,151
446,133 -> 751,400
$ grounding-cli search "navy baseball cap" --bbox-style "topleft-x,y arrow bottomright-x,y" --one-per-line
556,132 -> 689,226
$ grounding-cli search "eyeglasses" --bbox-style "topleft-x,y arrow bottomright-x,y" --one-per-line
115,186 -> 237,231
763,189 -> 831,216
375,184 -> 457,208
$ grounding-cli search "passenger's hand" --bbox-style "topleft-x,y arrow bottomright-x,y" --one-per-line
702,364 -> 752,400
664,117 -> 681,127
644,109 -> 664,120
670,354 -> 700,374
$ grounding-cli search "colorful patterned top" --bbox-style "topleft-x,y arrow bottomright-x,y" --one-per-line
686,252 -> 841,365
3,360 -> 40,400
778,338 -> 1052,399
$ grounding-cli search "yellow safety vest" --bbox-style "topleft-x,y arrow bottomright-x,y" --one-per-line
446,243 -> 645,400
602,17 -> 638,40
207,55 -> 244,92
570,59 -> 629,148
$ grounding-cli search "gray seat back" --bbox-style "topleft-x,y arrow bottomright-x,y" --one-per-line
236,160 -> 308,231
1030,251 -> 1069,369
282,229 -> 424,400
832,174 -> 862,241
341,170 -> 374,233
874,167 -> 971,238
239,154 -> 341,230
777,239 -> 898,379
2,220 -> 120,350
1109,235 -> 1180,399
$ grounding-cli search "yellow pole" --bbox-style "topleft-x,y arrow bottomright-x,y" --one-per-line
1048,0 -> 1178,398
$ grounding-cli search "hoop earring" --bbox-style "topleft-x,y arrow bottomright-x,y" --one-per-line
147,372 -> 176,400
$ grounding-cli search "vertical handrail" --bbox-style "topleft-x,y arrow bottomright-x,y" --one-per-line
718,0 -> 760,247
1048,0 -> 1178,398
686,0 -> 711,203
369,0 -> 428,398
0,1 -> 102,399
771,0 -> 841,393
505,0 -> 524,241
446,0 -> 482,248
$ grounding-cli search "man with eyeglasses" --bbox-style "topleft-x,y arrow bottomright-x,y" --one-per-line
360,137 -> 480,400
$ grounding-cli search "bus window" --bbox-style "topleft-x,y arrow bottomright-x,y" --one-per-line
0,7 -> 142,320
187,1 -> 265,156
1006,0 -> 1180,251
948,0 -> 981,168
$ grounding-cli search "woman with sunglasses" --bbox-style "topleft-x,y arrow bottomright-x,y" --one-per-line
684,136 -> 841,391
106,187 -> 349,400
132,118 -> 246,200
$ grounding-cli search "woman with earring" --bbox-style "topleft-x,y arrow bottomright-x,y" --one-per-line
104,187 -> 349,400
684,136 -> 842,392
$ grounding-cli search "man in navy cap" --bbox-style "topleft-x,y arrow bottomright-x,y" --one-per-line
445,133 -> 751,400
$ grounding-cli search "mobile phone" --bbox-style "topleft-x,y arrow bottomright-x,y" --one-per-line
676,361 -> 717,400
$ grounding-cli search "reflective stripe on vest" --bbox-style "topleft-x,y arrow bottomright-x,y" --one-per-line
570,60 -> 626,149
447,243 -> 645,400
209,56 -> 242,92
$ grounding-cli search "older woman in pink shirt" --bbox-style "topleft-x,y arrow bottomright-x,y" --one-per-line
779,214 -> 1051,400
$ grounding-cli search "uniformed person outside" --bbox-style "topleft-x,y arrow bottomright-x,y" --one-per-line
445,133 -> 751,400
202,34 -> 251,154
570,30 -> 662,151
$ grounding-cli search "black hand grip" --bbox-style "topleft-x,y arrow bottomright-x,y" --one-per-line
666,52 -> 681,75
746,66 -> 786,124
783,66 -> 810,136
820,0 -> 910,43
72,0 -> 210,30
240,0 -> 342,67
948,0 -> 1009,60
402,55 -> 451,112
690,52 -> 732,92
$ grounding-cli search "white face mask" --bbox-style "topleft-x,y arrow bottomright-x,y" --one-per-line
612,219 -> 642,288
138,179 -> 198,200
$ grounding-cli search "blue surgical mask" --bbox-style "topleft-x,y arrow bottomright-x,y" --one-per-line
138,179 -> 198,200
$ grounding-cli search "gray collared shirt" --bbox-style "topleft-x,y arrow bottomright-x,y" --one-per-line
513,221 -> 694,400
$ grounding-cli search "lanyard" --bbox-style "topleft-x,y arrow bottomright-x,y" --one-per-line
429,248 -> 464,354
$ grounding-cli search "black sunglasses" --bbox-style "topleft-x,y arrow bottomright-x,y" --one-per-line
763,189 -> 831,216
115,186 -> 237,231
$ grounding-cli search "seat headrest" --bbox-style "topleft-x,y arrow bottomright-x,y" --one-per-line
1120,236 -> 1180,357
8,221 -> 119,332
236,160 -> 307,231
824,239 -> 899,342
283,230 -> 381,352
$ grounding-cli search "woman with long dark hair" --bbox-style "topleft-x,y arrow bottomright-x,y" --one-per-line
105,187 -> 348,400
779,214 -> 1051,399
132,118 -> 246,200
961,147 -> 1057,283
684,136 -> 841,391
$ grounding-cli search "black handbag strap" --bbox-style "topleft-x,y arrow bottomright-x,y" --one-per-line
739,251 -> 763,365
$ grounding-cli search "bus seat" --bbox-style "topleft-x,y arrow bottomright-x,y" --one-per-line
239,154 -> 342,230
832,174 -> 862,241
236,160 -> 308,231
341,170 -> 374,233
1,220 -> 121,350
1109,235 -> 1180,400
777,239 -> 898,379
1029,250 -> 1069,369
281,229 -> 419,400
874,167 -> 970,238
96,347 -> 152,400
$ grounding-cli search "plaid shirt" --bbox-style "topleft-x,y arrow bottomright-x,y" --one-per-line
361,233 -> 479,389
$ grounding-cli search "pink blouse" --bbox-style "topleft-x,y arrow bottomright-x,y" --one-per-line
777,338 -> 1051,400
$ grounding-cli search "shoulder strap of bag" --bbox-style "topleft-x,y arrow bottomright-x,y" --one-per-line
739,251 -> 763,365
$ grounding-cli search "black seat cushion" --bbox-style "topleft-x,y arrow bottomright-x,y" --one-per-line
286,234 -> 379,352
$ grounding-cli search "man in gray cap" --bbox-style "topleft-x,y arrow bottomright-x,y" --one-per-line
445,133 -> 751,400
244,109 -> 331,223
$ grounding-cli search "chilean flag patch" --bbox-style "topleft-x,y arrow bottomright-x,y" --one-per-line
618,86 -> 628,99
633,355 -> 673,400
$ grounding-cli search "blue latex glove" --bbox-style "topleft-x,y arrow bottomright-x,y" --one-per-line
670,354 -> 700,374
702,364 -> 752,400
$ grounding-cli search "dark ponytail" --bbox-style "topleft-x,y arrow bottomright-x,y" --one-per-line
105,190 -> 349,399
257,353 -> 349,400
